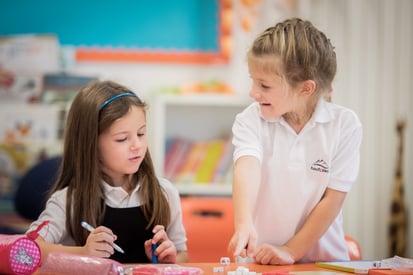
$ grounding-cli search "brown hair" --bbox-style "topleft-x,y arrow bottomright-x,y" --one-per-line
248,18 -> 337,100
50,80 -> 171,245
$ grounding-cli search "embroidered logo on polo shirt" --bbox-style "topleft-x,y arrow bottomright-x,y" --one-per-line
310,159 -> 329,173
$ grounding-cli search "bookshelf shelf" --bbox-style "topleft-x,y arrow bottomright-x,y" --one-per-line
175,183 -> 232,196
148,94 -> 250,196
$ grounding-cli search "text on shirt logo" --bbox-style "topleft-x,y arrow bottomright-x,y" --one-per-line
310,159 -> 329,173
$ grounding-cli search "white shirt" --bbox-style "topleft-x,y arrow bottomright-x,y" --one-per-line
27,178 -> 187,252
232,99 -> 362,262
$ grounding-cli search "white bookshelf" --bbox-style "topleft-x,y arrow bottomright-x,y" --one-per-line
147,94 -> 251,196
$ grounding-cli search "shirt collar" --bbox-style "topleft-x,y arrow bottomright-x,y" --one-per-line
102,180 -> 141,207
311,98 -> 334,124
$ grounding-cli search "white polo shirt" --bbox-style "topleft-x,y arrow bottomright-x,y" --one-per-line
27,178 -> 187,252
232,99 -> 362,262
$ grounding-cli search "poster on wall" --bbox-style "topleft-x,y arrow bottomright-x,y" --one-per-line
0,104 -> 62,210
0,104 -> 61,143
0,35 -> 60,103
0,34 -> 60,73
0,74 -> 43,103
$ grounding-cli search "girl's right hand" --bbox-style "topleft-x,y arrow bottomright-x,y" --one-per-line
227,223 -> 257,260
83,226 -> 116,257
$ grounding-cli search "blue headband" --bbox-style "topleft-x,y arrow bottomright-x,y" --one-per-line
99,93 -> 138,110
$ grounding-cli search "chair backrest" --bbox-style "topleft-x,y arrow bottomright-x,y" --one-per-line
345,235 -> 362,260
14,156 -> 61,220
180,196 -> 234,262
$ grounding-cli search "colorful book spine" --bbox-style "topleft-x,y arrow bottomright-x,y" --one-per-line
175,141 -> 207,183
194,140 -> 225,183
164,138 -> 191,180
212,137 -> 234,183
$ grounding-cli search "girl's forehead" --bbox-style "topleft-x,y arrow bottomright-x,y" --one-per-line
118,106 -> 144,122
248,55 -> 284,76
107,107 -> 145,131
248,66 -> 284,81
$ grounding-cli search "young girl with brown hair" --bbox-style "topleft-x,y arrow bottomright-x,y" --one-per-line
28,80 -> 188,263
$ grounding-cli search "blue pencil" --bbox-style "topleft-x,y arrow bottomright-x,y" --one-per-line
152,243 -> 158,263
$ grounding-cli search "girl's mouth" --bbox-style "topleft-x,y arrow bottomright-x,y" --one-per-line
129,156 -> 140,161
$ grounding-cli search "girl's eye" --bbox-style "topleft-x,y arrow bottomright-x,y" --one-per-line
261,83 -> 270,89
116,137 -> 127,142
137,133 -> 145,137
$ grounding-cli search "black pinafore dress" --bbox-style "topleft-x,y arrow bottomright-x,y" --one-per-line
102,205 -> 153,263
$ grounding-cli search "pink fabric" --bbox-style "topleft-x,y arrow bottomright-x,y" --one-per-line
39,252 -> 123,275
131,264 -> 203,275
0,234 -> 41,275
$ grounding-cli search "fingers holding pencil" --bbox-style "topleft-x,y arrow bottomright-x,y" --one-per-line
81,221 -> 124,257
144,224 -> 177,264
83,226 -> 115,257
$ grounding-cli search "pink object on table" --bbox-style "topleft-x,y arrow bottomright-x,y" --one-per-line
39,251 -> 123,275
0,234 -> 41,275
131,264 -> 203,275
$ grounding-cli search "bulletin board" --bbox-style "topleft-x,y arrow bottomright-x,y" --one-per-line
0,0 -> 232,64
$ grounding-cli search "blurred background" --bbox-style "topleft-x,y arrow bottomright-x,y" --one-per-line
0,0 -> 411,260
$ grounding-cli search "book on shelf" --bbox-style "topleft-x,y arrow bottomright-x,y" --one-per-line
174,141 -> 207,183
212,137 -> 233,183
165,137 -> 234,185
164,138 -> 192,180
193,139 -> 225,183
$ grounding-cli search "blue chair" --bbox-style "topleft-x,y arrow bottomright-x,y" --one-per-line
14,156 -> 61,221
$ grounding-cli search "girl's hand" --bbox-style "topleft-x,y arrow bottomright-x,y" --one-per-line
253,243 -> 295,265
227,223 -> 257,260
83,226 -> 116,258
144,225 -> 177,263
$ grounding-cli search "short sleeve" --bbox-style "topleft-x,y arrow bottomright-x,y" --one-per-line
328,109 -> 363,192
232,103 -> 263,163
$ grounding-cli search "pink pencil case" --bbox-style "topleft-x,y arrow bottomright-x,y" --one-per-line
0,221 -> 48,275
0,233 -> 42,275
38,251 -> 124,275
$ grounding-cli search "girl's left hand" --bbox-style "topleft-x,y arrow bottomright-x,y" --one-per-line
144,225 -> 177,263
253,243 -> 295,265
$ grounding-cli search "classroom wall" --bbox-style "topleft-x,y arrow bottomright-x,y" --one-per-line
1,0 -> 412,259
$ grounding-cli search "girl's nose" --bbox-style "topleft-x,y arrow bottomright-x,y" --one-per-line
130,137 -> 142,150
249,88 -> 261,100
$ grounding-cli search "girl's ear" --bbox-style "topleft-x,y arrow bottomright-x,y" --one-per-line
300,80 -> 316,96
